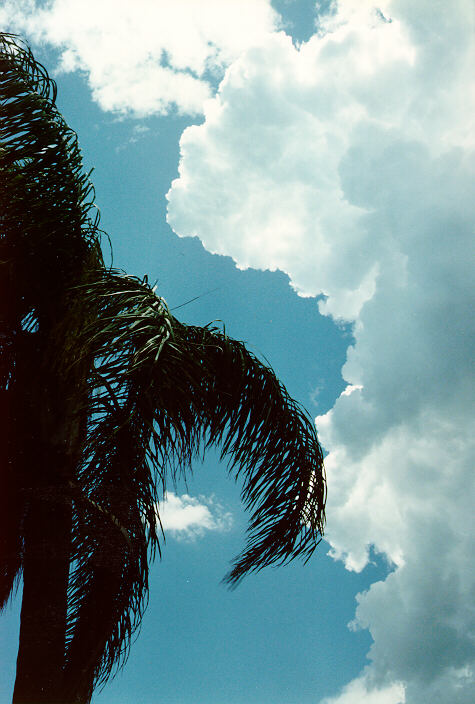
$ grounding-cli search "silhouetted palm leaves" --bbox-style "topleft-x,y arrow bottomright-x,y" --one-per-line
0,33 -> 326,704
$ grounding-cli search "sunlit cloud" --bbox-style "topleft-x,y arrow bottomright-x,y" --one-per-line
157,493 -> 233,542
320,672 -> 405,704
3,0 -> 474,700
166,1 -> 475,701
0,0 -> 279,116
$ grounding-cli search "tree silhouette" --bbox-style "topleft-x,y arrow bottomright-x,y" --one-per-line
0,33 -> 326,704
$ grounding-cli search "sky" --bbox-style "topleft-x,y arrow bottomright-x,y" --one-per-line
1,1 -> 474,703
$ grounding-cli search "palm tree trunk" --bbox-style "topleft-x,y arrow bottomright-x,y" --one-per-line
13,488 -> 72,704
12,330 -> 81,704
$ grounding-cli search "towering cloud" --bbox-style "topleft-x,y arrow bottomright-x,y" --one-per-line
167,2 -> 474,701
2,1 -> 474,700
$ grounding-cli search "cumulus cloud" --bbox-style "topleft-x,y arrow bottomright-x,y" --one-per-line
166,1 -> 475,701
158,493 -> 233,541
320,672 -> 405,704
3,0 -> 473,699
0,0 -> 279,116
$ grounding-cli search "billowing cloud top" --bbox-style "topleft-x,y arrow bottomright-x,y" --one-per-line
1,0 -> 279,115
166,2 -> 474,701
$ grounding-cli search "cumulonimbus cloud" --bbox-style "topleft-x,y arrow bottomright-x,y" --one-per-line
166,2 -> 475,701
3,1 -> 474,701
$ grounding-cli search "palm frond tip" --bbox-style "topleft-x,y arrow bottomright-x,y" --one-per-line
76,271 -> 326,592
1,31 -> 326,702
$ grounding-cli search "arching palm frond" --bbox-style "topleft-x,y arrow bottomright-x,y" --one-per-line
58,270 -> 325,699
1,32 -> 326,704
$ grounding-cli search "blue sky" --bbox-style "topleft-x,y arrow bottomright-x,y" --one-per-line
1,2 -> 474,703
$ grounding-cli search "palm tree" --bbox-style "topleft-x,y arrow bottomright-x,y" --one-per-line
0,33 -> 326,704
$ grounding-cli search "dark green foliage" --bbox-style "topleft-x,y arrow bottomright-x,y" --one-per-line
0,33 -> 326,704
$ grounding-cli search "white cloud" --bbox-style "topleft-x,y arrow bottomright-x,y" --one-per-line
167,1 -> 473,315
0,0 -> 279,116
321,409 -> 475,701
3,0 -> 473,699
320,672 -> 405,704
157,493 -> 233,541
166,1 -> 475,701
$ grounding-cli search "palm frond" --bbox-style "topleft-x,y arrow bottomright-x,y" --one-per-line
0,33 -> 103,309
0,31 -> 104,612
59,270 -> 325,693
1,32 -> 326,701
